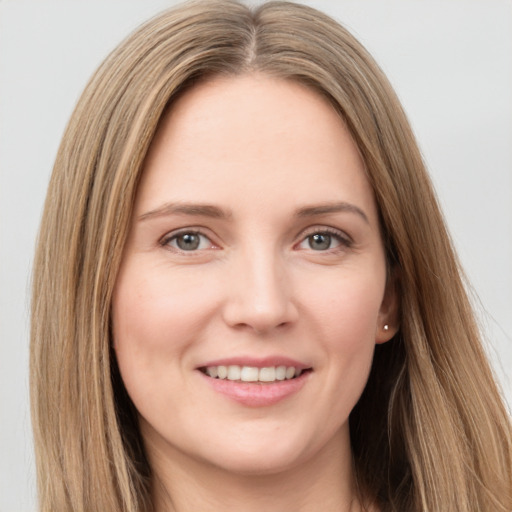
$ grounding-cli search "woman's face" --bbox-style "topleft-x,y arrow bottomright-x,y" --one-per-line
112,74 -> 396,476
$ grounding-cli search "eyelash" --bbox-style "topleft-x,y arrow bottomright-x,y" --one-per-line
159,226 -> 352,254
160,229 -> 215,253
296,227 -> 352,252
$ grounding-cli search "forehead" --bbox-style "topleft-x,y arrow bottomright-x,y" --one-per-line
136,74 -> 378,224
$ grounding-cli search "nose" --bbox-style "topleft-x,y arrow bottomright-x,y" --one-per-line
222,248 -> 299,334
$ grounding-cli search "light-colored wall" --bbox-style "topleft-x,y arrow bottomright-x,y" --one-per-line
1,1 -> 510,509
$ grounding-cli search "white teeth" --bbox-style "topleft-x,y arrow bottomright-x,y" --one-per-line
204,365 -> 306,382
259,367 -> 276,382
275,365 -> 286,380
240,366 -> 259,382
227,365 -> 241,380
206,366 -> 218,378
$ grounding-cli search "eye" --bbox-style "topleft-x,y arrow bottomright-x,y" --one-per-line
304,233 -> 339,251
296,229 -> 350,251
162,231 -> 214,252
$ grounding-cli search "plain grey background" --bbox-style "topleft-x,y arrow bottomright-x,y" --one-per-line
1,1 -> 511,509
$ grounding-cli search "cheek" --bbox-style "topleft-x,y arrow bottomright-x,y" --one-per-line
114,259 -> 215,339
111,261 -> 219,394
304,267 -> 385,342
299,266 -> 385,395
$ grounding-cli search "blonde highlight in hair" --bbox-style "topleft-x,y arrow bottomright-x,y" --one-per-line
31,1 -> 512,511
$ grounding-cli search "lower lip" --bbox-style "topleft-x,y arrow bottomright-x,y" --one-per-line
199,371 -> 310,407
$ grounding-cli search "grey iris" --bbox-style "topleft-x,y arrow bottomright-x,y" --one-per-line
309,233 -> 331,250
177,233 -> 200,250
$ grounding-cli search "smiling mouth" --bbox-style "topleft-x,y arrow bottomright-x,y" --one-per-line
199,365 -> 312,383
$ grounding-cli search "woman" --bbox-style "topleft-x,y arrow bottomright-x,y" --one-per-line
30,1 -> 512,511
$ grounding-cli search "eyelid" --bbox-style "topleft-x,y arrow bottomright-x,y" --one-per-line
159,227 -> 219,253
295,226 -> 353,250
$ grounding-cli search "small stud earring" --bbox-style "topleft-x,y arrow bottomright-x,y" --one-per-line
383,324 -> 389,332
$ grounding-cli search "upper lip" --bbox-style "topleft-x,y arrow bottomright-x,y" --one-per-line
198,356 -> 311,370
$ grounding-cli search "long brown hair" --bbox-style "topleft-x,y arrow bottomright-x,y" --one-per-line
31,1 -> 512,510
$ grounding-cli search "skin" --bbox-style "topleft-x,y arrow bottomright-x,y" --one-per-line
112,74 -> 397,512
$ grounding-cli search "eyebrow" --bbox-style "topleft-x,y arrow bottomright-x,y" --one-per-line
295,202 -> 369,224
138,202 -> 232,221
138,201 -> 369,224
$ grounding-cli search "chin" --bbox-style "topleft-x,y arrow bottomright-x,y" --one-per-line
194,423 -> 338,477
204,446 -> 308,477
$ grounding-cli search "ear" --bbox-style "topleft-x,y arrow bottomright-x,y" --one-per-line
376,267 -> 400,344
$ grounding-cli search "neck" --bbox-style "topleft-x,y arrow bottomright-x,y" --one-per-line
146,427 -> 368,512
